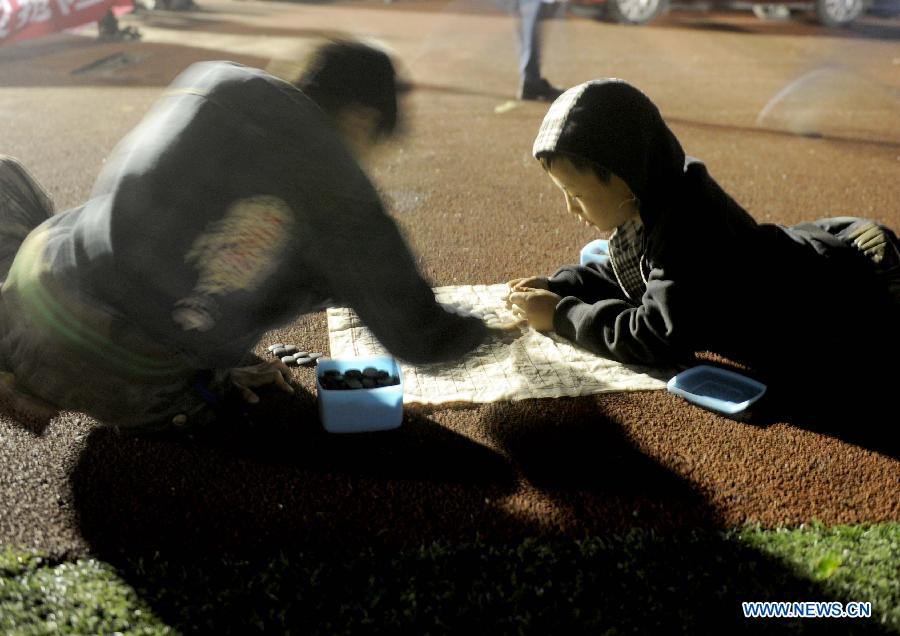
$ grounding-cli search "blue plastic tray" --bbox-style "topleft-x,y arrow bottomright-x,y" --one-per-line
316,355 -> 404,433
667,365 -> 766,416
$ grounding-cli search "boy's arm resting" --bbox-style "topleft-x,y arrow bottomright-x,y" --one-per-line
552,274 -> 685,365
546,261 -> 629,304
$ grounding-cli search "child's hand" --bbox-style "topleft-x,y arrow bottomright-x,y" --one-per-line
506,276 -> 550,292
230,361 -> 295,404
506,289 -> 562,332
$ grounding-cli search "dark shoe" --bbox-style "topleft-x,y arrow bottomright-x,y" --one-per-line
518,78 -> 564,102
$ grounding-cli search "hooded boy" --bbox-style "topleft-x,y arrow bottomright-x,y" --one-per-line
507,79 -> 899,406
0,42 -> 487,429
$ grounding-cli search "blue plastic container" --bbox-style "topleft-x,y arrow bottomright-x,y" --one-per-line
316,355 -> 404,433
667,365 -> 766,417
580,239 -> 610,267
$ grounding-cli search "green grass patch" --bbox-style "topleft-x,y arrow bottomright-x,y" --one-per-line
740,522 -> 899,624
2,523 -> 898,634
0,548 -> 170,634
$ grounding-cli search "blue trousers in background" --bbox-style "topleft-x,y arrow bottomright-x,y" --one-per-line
517,0 -> 544,84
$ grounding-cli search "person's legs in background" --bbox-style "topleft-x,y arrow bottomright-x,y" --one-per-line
516,0 -> 564,101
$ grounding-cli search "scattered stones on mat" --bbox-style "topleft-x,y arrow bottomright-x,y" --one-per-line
267,343 -> 323,366
320,368 -> 400,390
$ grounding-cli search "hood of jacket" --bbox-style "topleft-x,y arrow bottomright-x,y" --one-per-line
532,79 -> 687,228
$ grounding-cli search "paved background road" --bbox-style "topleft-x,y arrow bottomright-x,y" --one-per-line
1,0 -> 898,557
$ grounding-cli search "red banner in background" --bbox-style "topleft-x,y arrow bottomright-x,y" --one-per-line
1,0 -> 133,46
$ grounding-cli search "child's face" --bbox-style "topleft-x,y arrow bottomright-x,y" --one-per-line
546,156 -> 639,232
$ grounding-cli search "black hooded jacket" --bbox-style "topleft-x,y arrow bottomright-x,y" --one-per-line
533,80 -> 897,393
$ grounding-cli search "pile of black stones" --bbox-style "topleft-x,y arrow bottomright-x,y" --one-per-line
319,367 -> 400,390
266,343 -> 324,367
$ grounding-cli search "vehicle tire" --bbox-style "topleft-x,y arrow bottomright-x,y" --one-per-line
606,0 -> 669,24
815,0 -> 865,25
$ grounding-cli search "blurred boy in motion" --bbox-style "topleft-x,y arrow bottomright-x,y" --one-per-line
0,41 -> 487,430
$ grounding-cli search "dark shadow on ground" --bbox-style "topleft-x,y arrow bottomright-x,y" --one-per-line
480,397 -> 723,531
82,530 -> 897,633
70,383 -> 522,555
69,383 -> 896,633
750,389 -> 900,461
682,354 -> 900,461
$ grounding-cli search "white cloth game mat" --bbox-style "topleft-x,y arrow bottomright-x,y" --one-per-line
327,284 -> 673,405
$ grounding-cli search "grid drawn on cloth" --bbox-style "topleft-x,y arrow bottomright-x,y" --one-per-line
326,284 -> 672,405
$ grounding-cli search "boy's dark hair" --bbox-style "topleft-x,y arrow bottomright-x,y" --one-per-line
296,40 -> 406,139
537,152 -> 612,183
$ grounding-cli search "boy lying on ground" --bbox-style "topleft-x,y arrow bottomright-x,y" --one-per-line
506,80 -> 899,406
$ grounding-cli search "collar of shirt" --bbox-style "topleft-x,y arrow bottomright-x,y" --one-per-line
608,218 -> 647,302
